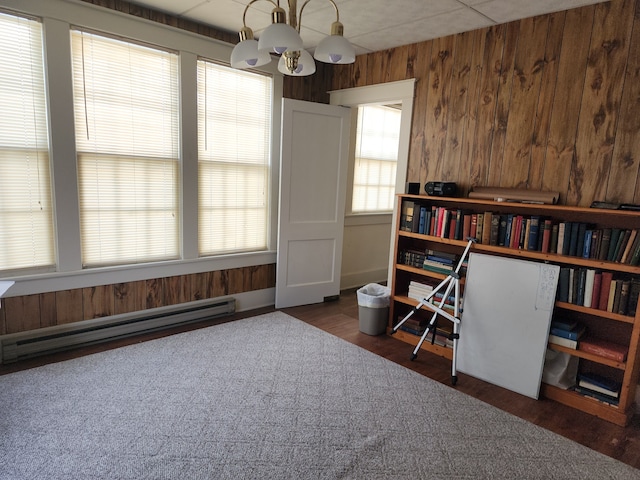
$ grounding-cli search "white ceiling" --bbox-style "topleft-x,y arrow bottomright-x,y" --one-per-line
128,0 -> 607,55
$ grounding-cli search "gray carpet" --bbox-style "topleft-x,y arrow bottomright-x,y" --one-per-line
0,311 -> 638,480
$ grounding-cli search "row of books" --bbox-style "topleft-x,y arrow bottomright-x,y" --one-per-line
547,319 -> 629,362
573,372 -> 622,406
407,280 -> 461,313
557,268 -> 640,317
400,201 -> 640,265
396,315 -> 454,347
399,248 -> 464,275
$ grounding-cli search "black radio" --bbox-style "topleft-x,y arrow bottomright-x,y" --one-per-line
425,181 -> 457,197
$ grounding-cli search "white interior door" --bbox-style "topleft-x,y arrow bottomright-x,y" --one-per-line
276,99 -> 350,309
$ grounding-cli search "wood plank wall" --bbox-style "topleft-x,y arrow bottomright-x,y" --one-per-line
0,265 -> 276,335
286,0 -> 640,207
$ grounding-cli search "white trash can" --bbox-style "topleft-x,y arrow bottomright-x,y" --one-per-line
356,283 -> 391,335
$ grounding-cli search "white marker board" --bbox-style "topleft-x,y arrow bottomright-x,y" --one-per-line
458,253 -> 559,399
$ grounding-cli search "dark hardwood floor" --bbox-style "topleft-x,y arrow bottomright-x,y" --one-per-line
2,288 -> 640,470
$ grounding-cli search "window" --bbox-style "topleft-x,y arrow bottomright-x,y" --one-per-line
0,12 -> 54,273
197,60 -> 272,255
351,104 -> 401,213
71,30 -> 180,267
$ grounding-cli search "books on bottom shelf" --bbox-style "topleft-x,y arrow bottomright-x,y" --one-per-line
573,372 -> 621,405
396,316 -> 453,347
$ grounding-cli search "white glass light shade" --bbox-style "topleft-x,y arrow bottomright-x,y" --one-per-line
314,35 -> 355,64
258,23 -> 303,54
278,49 -> 316,76
230,39 -> 271,69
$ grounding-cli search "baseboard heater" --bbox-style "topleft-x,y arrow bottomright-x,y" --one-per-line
0,297 -> 235,364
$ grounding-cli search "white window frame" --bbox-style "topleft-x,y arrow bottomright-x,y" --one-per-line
1,0 -> 282,301
0,11 -> 55,275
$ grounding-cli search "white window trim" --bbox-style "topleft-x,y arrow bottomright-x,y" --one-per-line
1,0 -> 282,297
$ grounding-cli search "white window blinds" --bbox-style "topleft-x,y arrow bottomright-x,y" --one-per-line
197,60 -> 272,255
352,104 -> 401,213
71,30 -> 180,267
0,12 -> 54,273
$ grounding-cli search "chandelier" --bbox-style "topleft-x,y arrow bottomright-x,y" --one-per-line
230,0 -> 356,76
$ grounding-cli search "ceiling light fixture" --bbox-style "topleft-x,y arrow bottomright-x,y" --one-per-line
231,0 -> 355,76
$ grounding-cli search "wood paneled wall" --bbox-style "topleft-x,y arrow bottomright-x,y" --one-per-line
286,0 -> 640,207
0,265 -> 276,335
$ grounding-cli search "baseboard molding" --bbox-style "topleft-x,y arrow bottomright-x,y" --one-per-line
340,269 -> 388,291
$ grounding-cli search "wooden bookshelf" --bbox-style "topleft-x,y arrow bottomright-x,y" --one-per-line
389,194 -> 640,426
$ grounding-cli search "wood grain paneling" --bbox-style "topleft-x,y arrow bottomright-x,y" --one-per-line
529,11 -> 566,192
315,0 -> 640,207
611,0 -> 640,203
487,21 -> 519,187
542,7 -> 595,201
442,31 -> 475,182
569,0 -> 635,205
55,290 -> 84,325
4,295 -> 40,333
500,16 -> 548,189
114,282 -> 137,315
83,285 -> 114,319
39,292 -> 57,328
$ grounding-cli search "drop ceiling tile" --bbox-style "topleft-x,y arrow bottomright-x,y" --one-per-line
349,6 -> 495,52
473,0 -> 607,24
301,0 -> 464,38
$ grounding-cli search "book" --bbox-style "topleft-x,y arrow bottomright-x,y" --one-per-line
575,268 -> 587,306
620,229 -> 638,263
557,267 -> 570,303
419,206 -> 427,234
548,334 -> 579,349
481,212 -> 492,245
557,222 -> 569,255
576,222 -> 587,258
550,223 -> 559,254
582,229 -> 592,258
577,372 -> 621,398
607,228 -> 622,261
469,213 -> 478,239
583,269 -> 595,308
614,229 -> 632,262
504,214 -> 514,247
527,215 -> 540,251
489,213 -> 500,246
401,201 -> 415,231
590,271 -> 602,309
550,318 -> 578,331
627,279 -> 640,316
617,279 -> 631,315
462,213 -> 472,240
598,271 -> 613,311
568,222 -> 580,256
579,338 -> 629,362
573,385 -> 620,405
475,213 -> 484,244
540,219 -> 552,253
549,323 -> 585,341
597,228 -> 611,261
624,229 -> 640,265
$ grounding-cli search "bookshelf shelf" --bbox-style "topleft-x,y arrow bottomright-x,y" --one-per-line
390,194 -> 640,426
